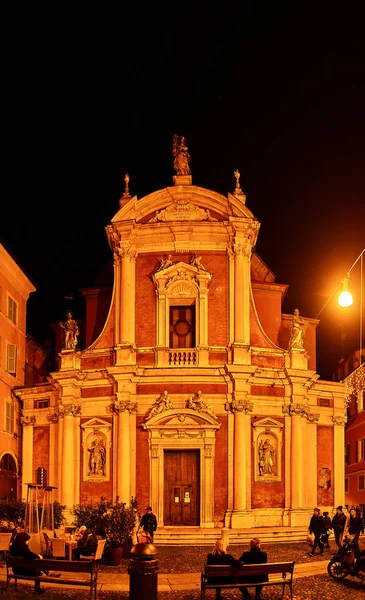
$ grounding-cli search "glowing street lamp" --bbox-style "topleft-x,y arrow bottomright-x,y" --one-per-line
338,276 -> 353,308
316,248 -> 364,367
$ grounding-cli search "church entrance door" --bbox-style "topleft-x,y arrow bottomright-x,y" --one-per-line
164,450 -> 200,526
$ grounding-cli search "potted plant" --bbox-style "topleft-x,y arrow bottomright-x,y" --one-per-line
103,497 -> 138,565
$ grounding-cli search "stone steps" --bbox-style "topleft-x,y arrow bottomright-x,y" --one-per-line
154,526 -> 308,545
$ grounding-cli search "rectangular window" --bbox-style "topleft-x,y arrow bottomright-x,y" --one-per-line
345,477 -> 349,493
6,344 -> 17,376
359,474 -> 365,491
8,296 -> 17,325
37,400 -> 49,409
5,401 -> 15,433
345,443 -> 350,466
169,306 -> 195,348
358,439 -> 365,462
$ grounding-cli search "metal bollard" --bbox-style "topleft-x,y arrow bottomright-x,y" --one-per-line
128,542 -> 159,600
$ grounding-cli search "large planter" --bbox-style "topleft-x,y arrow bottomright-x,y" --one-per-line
105,546 -> 124,566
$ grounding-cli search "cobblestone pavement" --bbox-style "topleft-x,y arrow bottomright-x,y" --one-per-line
0,536 -> 364,599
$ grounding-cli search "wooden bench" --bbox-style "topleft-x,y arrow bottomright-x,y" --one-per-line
6,556 -> 100,600
201,561 -> 295,600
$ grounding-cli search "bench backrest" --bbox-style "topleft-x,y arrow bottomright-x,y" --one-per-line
204,561 -> 295,579
7,556 -> 95,574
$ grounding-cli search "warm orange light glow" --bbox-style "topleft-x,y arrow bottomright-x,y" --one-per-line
338,276 -> 353,307
338,290 -> 353,307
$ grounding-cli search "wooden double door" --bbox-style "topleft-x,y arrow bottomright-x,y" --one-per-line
164,450 -> 200,526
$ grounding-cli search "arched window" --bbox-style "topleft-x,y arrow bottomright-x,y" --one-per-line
0,454 -> 16,472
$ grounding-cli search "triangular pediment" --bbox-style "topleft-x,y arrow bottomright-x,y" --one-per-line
252,417 -> 283,429
81,417 -> 111,429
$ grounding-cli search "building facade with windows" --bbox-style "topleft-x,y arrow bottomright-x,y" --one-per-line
14,160 -> 347,533
0,243 -> 35,501
341,357 -> 365,512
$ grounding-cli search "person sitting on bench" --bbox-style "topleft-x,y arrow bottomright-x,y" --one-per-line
10,532 -> 60,594
238,538 -> 268,600
206,540 -> 241,600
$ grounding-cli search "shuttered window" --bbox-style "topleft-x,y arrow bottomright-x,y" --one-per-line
5,401 -> 15,433
6,344 -> 17,376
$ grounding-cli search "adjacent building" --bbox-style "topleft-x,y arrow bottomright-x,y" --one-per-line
13,148 -> 347,534
0,244 -> 35,501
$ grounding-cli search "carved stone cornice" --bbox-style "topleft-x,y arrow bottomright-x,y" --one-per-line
147,199 -> 217,223
159,430 -> 204,439
225,399 -> 254,414
110,400 -> 138,414
332,415 -> 347,426
21,415 -> 36,426
58,402 -> 81,418
282,403 -> 320,422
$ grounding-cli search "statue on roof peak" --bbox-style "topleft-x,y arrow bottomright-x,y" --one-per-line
172,134 -> 191,175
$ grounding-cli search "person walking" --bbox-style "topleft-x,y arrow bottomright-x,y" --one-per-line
308,508 -> 325,556
344,507 -> 363,556
331,505 -> 347,549
238,538 -> 268,600
139,506 -> 157,541
322,511 -> 332,548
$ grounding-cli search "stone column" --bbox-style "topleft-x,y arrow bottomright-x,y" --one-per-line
47,412 -> 59,496
21,416 -> 35,500
290,413 -> 304,509
73,414 -> 81,506
112,399 -> 138,503
229,398 -> 253,527
119,246 -> 137,346
232,238 -> 252,364
58,403 -> 81,509
333,415 -> 346,507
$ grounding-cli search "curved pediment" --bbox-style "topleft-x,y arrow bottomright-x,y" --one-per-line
142,408 -> 221,429
111,185 -> 256,224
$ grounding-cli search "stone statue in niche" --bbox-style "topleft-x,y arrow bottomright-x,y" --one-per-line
258,435 -> 275,476
88,435 -> 106,476
59,311 -> 79,349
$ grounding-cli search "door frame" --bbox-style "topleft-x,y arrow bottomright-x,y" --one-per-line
143,408 -> 221,528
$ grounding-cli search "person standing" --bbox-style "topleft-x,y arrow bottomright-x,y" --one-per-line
238,538 -> 268,600
308,508 -> 325,556
344,507 -> 363,555
331,506 -> 347,548
206,540 -> 241,600
139,506 -> 157,541
322,512 -> 332,548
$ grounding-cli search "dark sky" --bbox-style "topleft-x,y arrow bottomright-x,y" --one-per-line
1,3 -> 364,380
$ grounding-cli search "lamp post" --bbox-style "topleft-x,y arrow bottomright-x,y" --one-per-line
316,248 -> 364,369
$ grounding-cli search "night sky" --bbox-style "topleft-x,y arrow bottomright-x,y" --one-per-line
1,4 -> 364,380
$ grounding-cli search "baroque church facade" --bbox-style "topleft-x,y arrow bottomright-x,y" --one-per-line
15,141 -> 347,532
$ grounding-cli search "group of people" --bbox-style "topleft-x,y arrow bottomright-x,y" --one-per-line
308,505 -> 364,557
207,538 -> 267,600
